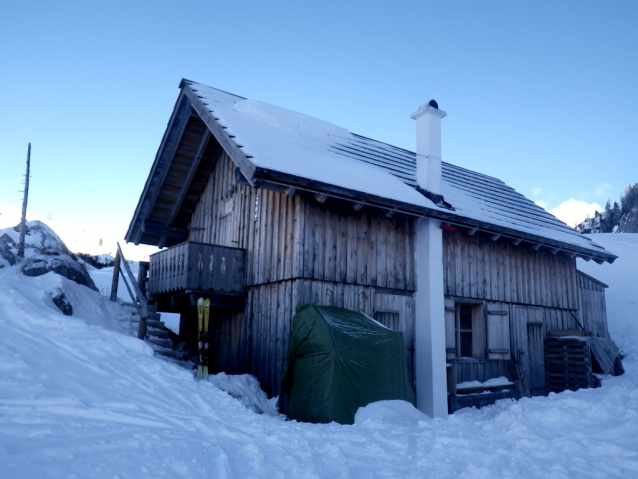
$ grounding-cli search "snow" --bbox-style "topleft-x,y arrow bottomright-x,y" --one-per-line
91,261 -> 180,333
1,220 -> 72,258
442,181 -> 613,258
578,233 -> 638,360
191,82 -> 441,210
1,233 -> 638,477
457,377 -> 513,390
188,82 -> 613,261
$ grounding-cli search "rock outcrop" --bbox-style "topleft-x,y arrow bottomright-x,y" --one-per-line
0,221 -> 97,290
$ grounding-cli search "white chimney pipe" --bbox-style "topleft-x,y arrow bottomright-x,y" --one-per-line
411,99 -> 448,418
410,100 -> 447,196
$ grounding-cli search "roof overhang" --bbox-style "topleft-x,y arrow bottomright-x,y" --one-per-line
126,79 -> 617,265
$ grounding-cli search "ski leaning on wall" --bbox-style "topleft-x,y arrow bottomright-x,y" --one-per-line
196,298 -> 211,379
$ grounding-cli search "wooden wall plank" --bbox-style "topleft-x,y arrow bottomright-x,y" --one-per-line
442,230 -> 581,310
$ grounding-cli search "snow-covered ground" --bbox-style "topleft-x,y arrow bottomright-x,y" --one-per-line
91,261 -> 180,334
1,235 -> 637,478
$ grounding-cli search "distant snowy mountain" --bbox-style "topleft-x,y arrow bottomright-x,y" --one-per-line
1,226 -> 638,477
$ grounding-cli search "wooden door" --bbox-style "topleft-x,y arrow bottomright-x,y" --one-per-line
514,306 -> 545,396
526,321 -> 545,395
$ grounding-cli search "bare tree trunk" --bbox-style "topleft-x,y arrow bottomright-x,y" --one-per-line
17,143 -> 31,259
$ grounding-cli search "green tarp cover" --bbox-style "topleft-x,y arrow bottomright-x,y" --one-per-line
280,304 -> 415,425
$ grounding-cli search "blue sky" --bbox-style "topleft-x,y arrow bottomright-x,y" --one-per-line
1,1 -> 636,257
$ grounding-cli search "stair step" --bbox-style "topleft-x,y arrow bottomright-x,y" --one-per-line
147,312 -> 162,321
146,328 -> 169,339
155,348 -> 184,358
146,319 -> 165,329
146,338 -> 173,348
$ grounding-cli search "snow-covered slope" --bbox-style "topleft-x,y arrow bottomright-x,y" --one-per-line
1,236 -> 637,477
579,233 -> 638,360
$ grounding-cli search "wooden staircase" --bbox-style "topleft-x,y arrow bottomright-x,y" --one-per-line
110,244 -> 196,363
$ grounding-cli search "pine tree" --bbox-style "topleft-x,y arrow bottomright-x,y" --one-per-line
621,183 -> 638,216
602,200 -> 612,232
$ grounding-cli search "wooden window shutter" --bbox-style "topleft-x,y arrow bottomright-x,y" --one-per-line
444,299 -> 456,359
471,304 -> 485,359
487,302 -> 510,360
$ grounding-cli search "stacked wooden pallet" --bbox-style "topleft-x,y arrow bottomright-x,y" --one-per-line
545,338 -> 592,393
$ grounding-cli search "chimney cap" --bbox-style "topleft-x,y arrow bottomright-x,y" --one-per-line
410,101 -> 447,120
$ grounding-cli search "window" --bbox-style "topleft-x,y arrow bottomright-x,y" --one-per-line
457,304 -> 474,357
445,300 -> 484,359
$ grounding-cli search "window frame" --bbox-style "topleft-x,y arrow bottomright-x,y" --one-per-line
445,298 -> 485,360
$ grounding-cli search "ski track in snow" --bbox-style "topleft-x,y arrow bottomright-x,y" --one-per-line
0,235 -> 637,478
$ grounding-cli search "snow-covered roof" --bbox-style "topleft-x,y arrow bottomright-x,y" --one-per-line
126,79 -> 616,263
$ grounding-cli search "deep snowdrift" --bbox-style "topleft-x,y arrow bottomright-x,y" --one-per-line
1,235 -> 637,478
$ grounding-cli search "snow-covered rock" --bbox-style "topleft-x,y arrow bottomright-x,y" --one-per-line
0,233 -> 17,267
77,252 -> 116,270
618,206 -> 638,233
21,252 -> 97,290
0,221 -> 97,290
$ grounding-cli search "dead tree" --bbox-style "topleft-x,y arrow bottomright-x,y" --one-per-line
17,143 -> 31,259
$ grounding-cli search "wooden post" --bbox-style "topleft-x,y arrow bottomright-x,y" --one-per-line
119,270 -> 137,304
116,243 -> 149,339
137,261 -> 149,299
17,143 -> 31,259
110,250 -> 121,301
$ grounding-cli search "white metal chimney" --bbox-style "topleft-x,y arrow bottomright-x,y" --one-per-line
411,99 -> 448,419
410,100 -> 447,197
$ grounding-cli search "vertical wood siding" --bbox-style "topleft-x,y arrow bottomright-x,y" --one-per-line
245,279 -> 415,396
578,272 -> 609,338
297,199 -> 415,290
183,151 -> 607,398
443,230 -> 579,309
208,308 -> 251,376
188,152 -> 415,291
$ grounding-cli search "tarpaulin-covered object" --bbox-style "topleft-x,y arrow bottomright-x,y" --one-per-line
280,304 -> 415,425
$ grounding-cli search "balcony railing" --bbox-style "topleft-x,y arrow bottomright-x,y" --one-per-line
148,241 -> 245,298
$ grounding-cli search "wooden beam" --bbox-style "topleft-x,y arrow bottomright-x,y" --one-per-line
285,187 -> 297,196
142,221 -> 188,240
352,201 -> 365,211
116,243 -> 149,338
532,243 -> 542,251
183,84 -> 256,182
160,129 -> 213,247
512,238 -> 522,246
490,233 -> 502,242
109,249 -> 121,302
467,227 -> 478,236
549,247 -> 559,255
581,255 -> 592,262
385,208 -> 397,218
129,94 -> 194,245
314,193 -> 328,203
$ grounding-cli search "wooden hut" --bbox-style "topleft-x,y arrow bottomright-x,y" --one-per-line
125,80 -> 617,416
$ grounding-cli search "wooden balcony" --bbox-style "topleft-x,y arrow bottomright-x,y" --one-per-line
148,241 -> 246,299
